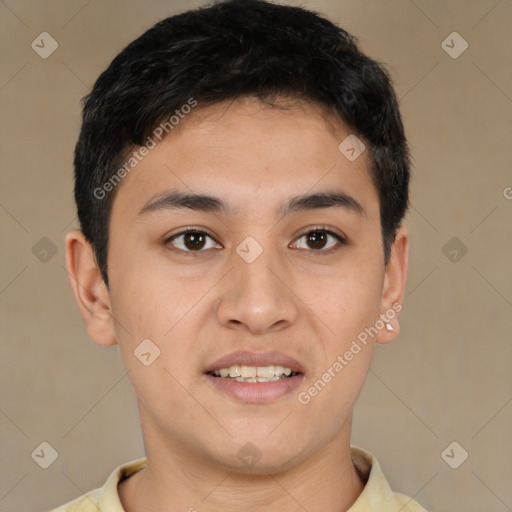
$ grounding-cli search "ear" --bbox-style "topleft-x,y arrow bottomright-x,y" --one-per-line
376,226 -> 409,345
64,229 -> 117,347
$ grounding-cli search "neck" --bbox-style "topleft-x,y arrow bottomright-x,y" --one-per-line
119,404 -> 365,512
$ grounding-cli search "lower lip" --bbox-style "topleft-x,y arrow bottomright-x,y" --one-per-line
204,373 -> 304,403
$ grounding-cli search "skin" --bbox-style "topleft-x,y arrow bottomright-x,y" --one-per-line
65,96 -> 408,512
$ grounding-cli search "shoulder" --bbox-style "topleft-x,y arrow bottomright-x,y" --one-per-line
48,489 -> 101,512
388,491 -> 429,512
48,457 -> 147,512
349,446 -> 429,512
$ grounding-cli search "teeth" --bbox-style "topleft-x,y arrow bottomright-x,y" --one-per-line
240,366 -> 257,378
229,365 -> 241,378
256,366 -> 274,378
256,376 -> 278,382
212,365 -> 297,382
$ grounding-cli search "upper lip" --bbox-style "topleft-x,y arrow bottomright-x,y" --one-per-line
205,350 -> 306,374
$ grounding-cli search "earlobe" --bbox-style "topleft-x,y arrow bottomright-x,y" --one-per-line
64,229 -> 118,347
376,226 -> 409,345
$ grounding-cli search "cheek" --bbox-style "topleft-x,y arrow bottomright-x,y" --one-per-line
107,257 -> 210,383
296,311 -> 376,431
300,257 -> 384,341
294,256 -> 383,413
108,242 -> 185,337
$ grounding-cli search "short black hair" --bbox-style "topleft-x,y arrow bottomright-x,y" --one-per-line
74,0 -> 410,288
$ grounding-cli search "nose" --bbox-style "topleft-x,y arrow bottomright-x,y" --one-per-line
215,246 -> 299,335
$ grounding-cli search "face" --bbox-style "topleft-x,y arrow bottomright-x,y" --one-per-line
67,96 -> 408,475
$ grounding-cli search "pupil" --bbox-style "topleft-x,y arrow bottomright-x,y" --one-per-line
308,231 -> 326,249
185,233 -> 205,250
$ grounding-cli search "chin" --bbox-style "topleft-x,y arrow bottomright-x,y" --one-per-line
205,434 -> 310,476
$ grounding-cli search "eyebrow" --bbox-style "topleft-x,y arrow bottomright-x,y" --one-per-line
137,189 -> 366,218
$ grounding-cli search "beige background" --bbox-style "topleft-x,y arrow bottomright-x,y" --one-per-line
1,1 -> 511,511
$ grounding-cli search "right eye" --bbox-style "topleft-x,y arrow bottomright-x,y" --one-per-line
165,228 -> 222,253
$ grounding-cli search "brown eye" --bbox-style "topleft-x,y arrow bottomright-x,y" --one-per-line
306,231 -> 328,249
167,229 -> 220,252
291,229 -> 345,252
183,232 -> 206,250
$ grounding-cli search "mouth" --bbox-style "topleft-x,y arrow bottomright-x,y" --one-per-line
207,364 -> 301,383
203,351 -> 305,403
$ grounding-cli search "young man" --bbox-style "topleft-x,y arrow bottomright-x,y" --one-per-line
54,0 -> 427,510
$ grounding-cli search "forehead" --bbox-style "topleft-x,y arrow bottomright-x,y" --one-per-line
110,96 -> 378,220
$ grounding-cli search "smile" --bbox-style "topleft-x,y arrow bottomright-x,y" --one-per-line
204,350 -> 306,402
208,365 -> 299,382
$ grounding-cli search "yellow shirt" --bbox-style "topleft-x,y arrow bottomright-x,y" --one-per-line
49,446 -> 428,511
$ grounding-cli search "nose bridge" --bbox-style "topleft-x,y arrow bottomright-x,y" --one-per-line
235,234 -> 284,302
216,234 -> 298,332
239,246 -> 276,289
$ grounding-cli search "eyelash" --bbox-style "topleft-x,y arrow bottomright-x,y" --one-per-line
164,226 -> 346,256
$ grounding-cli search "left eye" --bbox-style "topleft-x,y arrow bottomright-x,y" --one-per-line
291,229 -> 346,251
